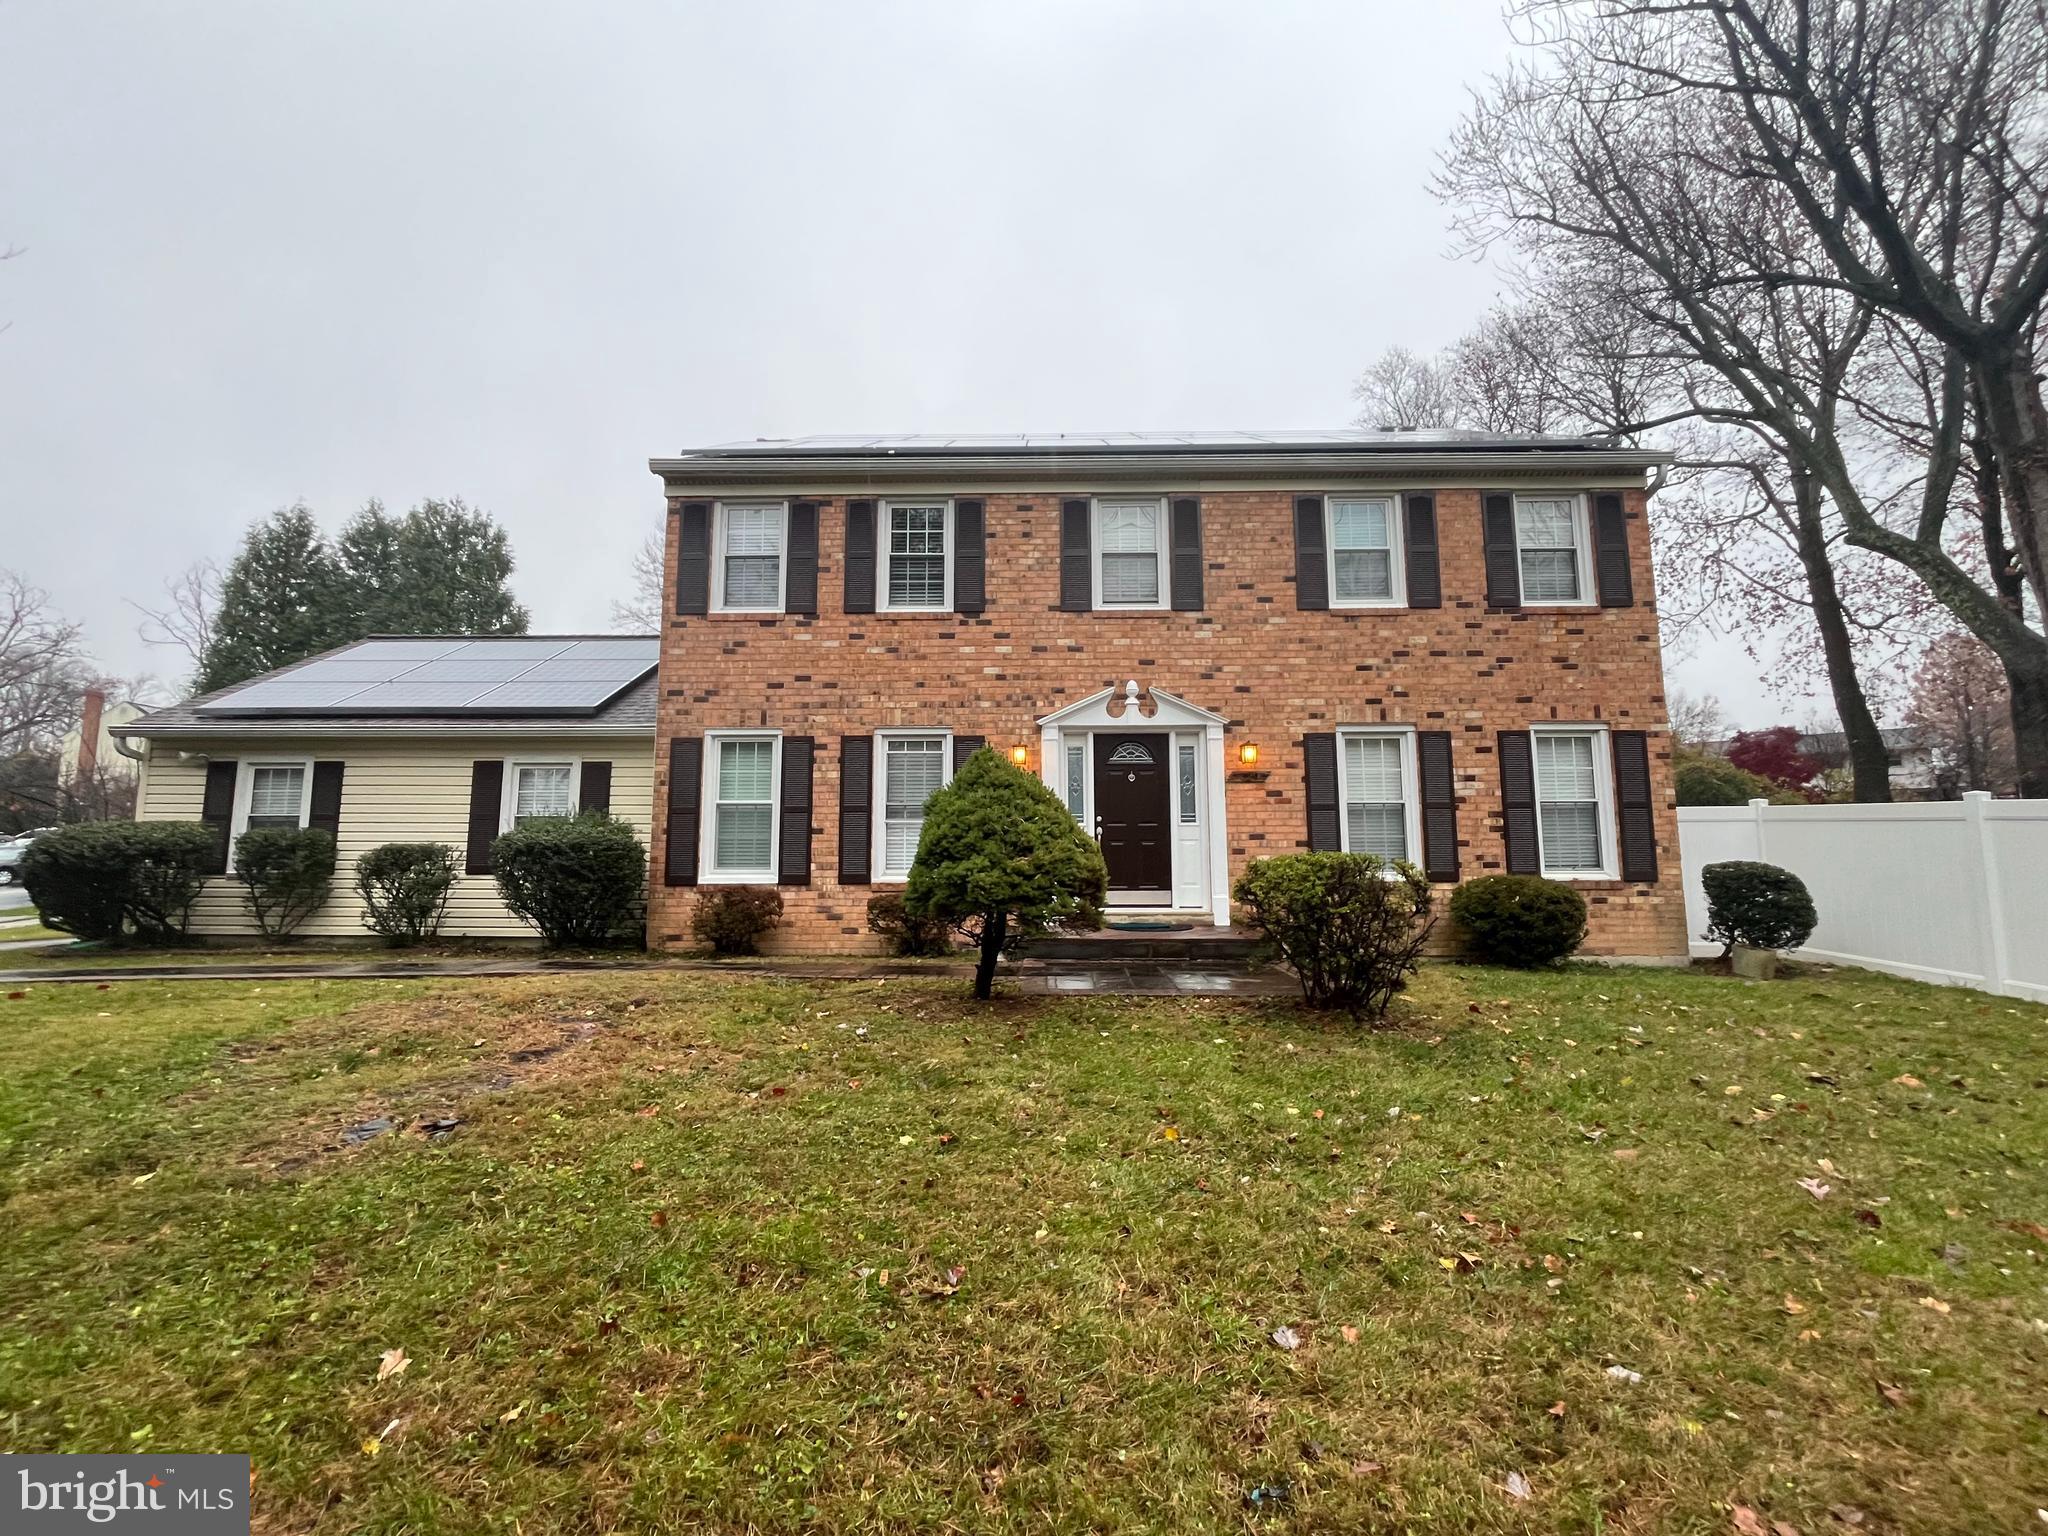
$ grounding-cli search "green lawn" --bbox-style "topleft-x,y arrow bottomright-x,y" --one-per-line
0,964 -> 2042,1533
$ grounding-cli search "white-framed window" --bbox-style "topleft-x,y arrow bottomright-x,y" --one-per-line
1327,495 -> 1404,606
880,500 -> 952,611
1064,743 -> 1086,819
1177,742 -> 1198,824
701,732 -> 781,882
500,759 -> 580,833
1514,494 -> 1591,605
874,731 -> 951,881
714,502 -> 788,612
1093,497 -> 1167,609
1336,729 -> 1419,862
227,759 -> 312,872
1532,725 -> 1615,879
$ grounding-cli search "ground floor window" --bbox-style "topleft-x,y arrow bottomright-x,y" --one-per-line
505,761 -> 576,829
877,733 -> 948,880
706,734 -> 779,881
1533,727 -> 1611,876
1338,730 -> 1413,860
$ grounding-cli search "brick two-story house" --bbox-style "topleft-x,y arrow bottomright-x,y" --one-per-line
645,432 -> 1688,960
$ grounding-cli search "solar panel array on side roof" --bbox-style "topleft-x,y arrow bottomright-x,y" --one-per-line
195,637 -> 659,716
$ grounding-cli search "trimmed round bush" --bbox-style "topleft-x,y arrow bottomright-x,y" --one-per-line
20,821 -> 214,943
1701,860 -> 1816,955
865,891 -> 952,956
234,826 -> 335,937
1233,851 -> 1436,1019
355,841 -> 459,944
491,812 -> 646,948
1449,874 -> 1588,967
692,886 -> 784,955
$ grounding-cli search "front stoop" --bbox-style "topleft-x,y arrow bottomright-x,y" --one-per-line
1020,922 -> 1266,965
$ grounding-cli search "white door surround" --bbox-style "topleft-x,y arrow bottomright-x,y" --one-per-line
1037,681 -> 1232,926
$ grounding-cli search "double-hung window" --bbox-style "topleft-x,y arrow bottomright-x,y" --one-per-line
502,761 -> 576,831
1328,496 -> 1401,605
881,501 -> 950,610
1338,730 -> 1416,861
876,733 -> 949,880
705,734 -> 780,881
1094,498 -> 1165,608
1515,495 -> 1589,604
715,503 -> 787,611
227,760 -> 311,873
1532,727 -> 1613,877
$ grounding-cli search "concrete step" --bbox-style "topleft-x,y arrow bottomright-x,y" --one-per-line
1022,926 -> 1266,963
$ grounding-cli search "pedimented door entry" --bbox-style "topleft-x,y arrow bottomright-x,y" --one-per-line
1093,733 -> 1172,894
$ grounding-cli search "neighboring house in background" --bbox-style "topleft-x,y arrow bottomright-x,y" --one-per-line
114,636 -> 658,939
644,431 -> 1690,959
1703,728 -> 1937,795
60,692 -> 144,788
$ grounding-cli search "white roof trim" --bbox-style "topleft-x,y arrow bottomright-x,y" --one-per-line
1037,682 -> 1230,729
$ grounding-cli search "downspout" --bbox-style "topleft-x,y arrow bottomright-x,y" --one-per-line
1646,462 -> 1670,499
111,731 -> 145,764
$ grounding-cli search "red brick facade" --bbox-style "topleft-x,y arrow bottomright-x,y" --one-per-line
648,471 -> 1689,960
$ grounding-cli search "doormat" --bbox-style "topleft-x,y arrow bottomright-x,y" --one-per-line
1105,919 -> 1194,932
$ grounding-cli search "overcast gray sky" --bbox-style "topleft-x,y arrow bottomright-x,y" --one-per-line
1,0 -> 1768,719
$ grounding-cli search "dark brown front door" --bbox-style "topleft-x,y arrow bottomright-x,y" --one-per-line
1094,733 -> 1172,893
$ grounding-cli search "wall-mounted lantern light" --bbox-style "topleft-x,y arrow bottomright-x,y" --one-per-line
1238,741 -> 1260,766
1009,744 -> 1030,767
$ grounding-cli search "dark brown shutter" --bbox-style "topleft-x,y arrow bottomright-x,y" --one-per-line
1416,731 -> 1458,881
1404,492 -> 1442,609
1294,495 -> 1328,610
785,501 -> 819,616
843,499 -> 877,614
675,501 -> 712,616
1497,731 -> 1539,874
1594,492 -> 1634,607
954,498 -> 986,615
465,760 -> 504,876
200,759 -> 238,875
1302,733 -> 1340,851
1483,493 -> 1521,609
578,760 -> 612,816
1058,499 -> 1092,611
952,735 -> 985,773
838,735 -> 873,884
777,736 -> 814,886
663,738 -> 702,886
1611,730 -> 1658,882
1169,496 -> 1203,611
308,761 -> 344,842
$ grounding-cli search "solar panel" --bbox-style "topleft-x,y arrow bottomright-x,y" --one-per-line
195,636 -> 658,717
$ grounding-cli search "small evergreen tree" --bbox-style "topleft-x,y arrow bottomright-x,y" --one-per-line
904,749 -> 1106,999
196,504 -> 350,692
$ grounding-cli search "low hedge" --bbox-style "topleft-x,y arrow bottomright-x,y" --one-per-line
1449,874 -> 1587,967
355,841 -> 460,944
693,886 -> 784,955
1701,860 -> 1817,955
234,826 -> 335,937
1232,851 -> 1435,1020
491,813 -> 646,948
20,821 -> 214,942
865,891 -> 952,957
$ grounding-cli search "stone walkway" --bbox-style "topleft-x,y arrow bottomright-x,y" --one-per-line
0,952 -> 1295,997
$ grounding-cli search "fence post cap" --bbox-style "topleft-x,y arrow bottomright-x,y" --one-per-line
1961,790 -> 1993,802
1747,797 -> 1770,808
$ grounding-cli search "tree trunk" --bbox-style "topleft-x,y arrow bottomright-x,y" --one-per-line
973,909 -> 1007,1000
1788,470 -> 1892,802
1972,350 -> 2048,618
2007,660 -> 2048,801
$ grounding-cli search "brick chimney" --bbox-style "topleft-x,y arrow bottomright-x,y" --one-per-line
76,687 -> 105,783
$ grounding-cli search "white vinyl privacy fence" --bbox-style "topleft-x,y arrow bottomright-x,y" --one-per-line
1677,794 -> 2047,1003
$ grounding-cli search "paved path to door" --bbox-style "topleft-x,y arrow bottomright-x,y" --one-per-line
0,953 -> 1296,997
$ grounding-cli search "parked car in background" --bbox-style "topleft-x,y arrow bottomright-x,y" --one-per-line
0,828 -> 58,885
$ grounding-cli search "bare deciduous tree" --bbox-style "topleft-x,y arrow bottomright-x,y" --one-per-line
611,531 -> 665,633
0,570 -> 95,757
1904,628 -> 2016,794
1351,346 -> 1461,431
131,558 -> 221,678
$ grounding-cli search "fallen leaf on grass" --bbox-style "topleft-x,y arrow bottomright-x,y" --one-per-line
1340,1325 -> 1360,1344
499,1404 -> 524,1424
1853,1209 -> 1882,1228
376,1347 -> 409,1383
1893,1074 -> 1923,1088
1731,1506 -> 1768,1536
1542,1253 -> 1565,1273
1782,1294 -> 1807,1315
2000,1219 -> 2048,1242
1160,1126 -> 1181,1141
1350,1459 -> 1385,1477
649,1210 -> 668,1229
1613,1147 -> 1640,1162
1797,1177 -> 1832,1200
1504,1470 -> 1532,1501
636,1104 -> 661,1117
1271,1326 -> 1301,1351
131,1171 -> 157,1187
1605,1365 -> 1643,1384
1918,1296 -> 1952,1314
1878,1381 -> 1907,1407
1547,1400 -> 1566,1418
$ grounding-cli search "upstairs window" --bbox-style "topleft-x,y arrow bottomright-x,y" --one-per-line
1533,728 -> 1610,876
877,733 -> 949,879
882,501 -> 950,610
1329,496 -> 1400,605
715,503 -> 787,611
1515,495 -> 1588,604
1094,499 -> 1165,608
1339,731 -> 1412,861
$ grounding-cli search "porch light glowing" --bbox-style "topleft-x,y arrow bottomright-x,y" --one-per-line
1238,741 -> 1260,766
1009,744 -> 1030,766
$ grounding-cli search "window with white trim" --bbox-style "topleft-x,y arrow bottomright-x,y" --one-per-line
876,733 -> 949,879
1338,731 -> 1415,861
1328,496 -> 1401,605
1177,742 -> 1197,824
501,760 -> 578,832
704,734 -> 780,880
1514,494 -> 1589,604
1064,743 -> 1085,819
1094,498 -> 1165,608
228,759 -> 312,873
1533,727 -> 1613,877
881,501 -> 950,610
715,502 -> 787,611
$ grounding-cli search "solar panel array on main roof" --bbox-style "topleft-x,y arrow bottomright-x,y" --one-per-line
195,637 -> 660,717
